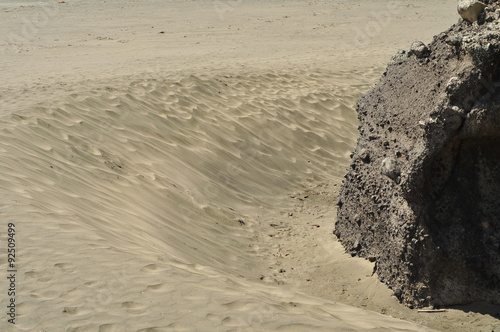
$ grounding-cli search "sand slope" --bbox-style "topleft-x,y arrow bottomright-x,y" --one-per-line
0,69 -> 437,331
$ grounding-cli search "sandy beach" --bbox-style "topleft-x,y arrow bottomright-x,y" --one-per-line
1,0 -> 499,331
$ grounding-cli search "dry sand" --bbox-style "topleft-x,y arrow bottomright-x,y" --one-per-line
1,0 -> 499,331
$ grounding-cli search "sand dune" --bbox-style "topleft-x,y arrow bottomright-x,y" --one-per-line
0,69 -> 436,331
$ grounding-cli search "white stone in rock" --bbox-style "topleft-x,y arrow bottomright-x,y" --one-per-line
410,41 -> 428,57
457,0 -> 486,23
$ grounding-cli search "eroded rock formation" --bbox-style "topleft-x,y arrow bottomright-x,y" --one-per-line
335,0 -> 500,308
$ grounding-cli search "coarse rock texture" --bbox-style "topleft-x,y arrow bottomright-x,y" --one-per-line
335,0 -> 500,308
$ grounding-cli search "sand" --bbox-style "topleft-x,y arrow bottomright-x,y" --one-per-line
1,0 -> 499,331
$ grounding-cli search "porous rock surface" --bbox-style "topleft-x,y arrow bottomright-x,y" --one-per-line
335,0 -> 500,308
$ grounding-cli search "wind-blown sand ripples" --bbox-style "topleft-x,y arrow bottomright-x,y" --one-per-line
0,68 -> 439,331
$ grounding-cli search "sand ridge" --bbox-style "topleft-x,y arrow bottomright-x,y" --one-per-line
0,68 -> 440,331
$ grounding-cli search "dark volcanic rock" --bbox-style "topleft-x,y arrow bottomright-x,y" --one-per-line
335,1 -> 500,308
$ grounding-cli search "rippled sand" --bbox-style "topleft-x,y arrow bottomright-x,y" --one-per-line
2,68 -> 400,331
2,0 -> 499,331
